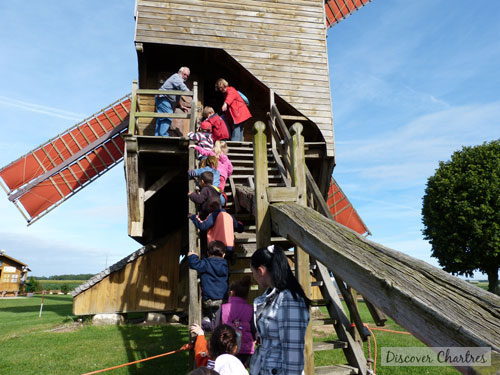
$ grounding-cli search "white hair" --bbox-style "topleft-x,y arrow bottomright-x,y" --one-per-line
178,67 -> 190,75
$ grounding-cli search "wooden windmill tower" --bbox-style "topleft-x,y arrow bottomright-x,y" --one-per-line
3,1 -> 498,374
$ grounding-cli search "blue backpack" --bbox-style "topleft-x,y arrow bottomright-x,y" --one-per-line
237,90 -> 250,107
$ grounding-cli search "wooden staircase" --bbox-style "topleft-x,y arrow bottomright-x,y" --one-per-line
222,138 -> 368,375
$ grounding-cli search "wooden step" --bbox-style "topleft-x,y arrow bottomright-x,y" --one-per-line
311,318 -> 337,326
234,234 -> 291,245
232,166 -> 280,174
314,365 -> 359,375
230,264 -> 316,274
313,340 -> 347,350
236,248 -> 294,259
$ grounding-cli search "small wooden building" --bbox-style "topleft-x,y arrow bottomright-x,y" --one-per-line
0,251 -> 29,297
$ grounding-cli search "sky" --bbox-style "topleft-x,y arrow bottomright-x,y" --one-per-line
0,1 -> 498,278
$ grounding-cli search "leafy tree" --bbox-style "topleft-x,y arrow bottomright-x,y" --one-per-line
60,284 -> 70,294
422,140 -> 500,294
25,276 -> 40,293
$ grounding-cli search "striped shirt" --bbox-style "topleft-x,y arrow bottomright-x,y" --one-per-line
187,131 -> 214,157
250,288 -> 310,375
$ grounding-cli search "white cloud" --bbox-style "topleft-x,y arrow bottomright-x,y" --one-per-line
0,95 -> 85,121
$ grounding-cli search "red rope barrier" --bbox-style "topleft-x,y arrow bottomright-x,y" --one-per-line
81,343 -> 191,375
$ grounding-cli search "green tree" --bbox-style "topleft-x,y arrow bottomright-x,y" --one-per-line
422,140 -> 500,294
25,276 -> 40,293
60,284 -> 70,294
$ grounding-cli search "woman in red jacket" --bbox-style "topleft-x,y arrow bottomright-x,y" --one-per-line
215,78 -> 252,141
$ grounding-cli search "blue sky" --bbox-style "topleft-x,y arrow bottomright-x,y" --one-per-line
0,1 -> 498,278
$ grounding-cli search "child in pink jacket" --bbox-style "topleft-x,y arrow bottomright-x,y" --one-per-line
191,140 -> 233,192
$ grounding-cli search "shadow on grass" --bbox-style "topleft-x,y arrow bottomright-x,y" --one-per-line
118,323 -> 190,375
0,295 -> 73,317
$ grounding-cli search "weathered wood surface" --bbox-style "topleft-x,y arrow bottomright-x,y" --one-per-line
289,123 -> 313,375
73,231 -> 181,315
235,185 -> 255,214
135,0 -> 334,156
125,136 -> 142,237
253,121 -> 271,248
270,202 -> 500,374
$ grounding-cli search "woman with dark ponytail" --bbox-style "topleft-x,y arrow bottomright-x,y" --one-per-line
250,245 -> 310,375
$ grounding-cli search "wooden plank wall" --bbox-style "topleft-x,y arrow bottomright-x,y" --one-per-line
134,0 -> 334,156
0,258 -> 22,293
73,230 -> 181,315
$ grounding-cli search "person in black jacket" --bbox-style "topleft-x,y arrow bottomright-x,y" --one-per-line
188,171 -> 221,220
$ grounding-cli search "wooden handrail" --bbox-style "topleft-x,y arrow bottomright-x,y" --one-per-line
269,97 -> 371,342
127,80 -> 198,135
270,103 -> 332,220
136,88 -> 194,96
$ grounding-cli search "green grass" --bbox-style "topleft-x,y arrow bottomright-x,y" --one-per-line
1,296 -> 462,374
0,295 -> 190,375
313,302 -> 460,374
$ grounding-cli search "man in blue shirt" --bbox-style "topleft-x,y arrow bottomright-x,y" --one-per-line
155,66 -> 190,136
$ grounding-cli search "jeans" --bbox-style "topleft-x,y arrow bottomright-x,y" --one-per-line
155,97 -> 174,136
231,123 -> 244,141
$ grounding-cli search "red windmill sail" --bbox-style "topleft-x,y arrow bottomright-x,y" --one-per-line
325,0 -> 372,29
0,94 -> 132,224
328,177 -> 370,236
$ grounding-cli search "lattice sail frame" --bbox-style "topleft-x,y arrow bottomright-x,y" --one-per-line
328,177 -> 371,236
324,0 -> 372,29
0,95 -> 132,224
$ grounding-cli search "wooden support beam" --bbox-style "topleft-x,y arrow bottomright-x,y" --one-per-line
128,80 -> 138,135
270,202 -> 500,375
266,186 -> 297,203
125,137 -> 142,237
290,123 -> 314,375
253,121 -> 271,249
312,260 -> 368,374
365,299 -> 387,327
144,170 -> 179,202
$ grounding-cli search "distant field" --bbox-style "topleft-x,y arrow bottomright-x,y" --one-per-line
38,280 -> 85,291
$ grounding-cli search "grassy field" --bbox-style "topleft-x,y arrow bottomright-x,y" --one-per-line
0,295 -> 189,375
0,296 -> 460,374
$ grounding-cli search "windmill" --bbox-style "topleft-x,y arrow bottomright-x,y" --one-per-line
3,2 -> 498,374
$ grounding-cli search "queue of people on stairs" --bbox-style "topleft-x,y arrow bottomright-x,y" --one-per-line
155,66 -> 252,142
187,245 -> 311,375
162,67 -> 310,375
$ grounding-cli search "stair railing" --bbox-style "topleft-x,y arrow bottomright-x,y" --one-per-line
127,80 -> 197,135
267,90 -> 371,372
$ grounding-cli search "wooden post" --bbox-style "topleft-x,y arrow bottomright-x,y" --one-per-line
128,80 -> 138,135
253,121 -> 271,249
290,123 -> 314,375
188,83 -> 200,369
190,82 -> 198,132
125,137 -> 142,237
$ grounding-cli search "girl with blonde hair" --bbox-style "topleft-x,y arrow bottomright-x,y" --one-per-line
190,140 -> 233,192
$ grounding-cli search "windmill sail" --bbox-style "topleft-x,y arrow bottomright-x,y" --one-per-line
0,94 -> 131,224
325,0 -> 372,29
